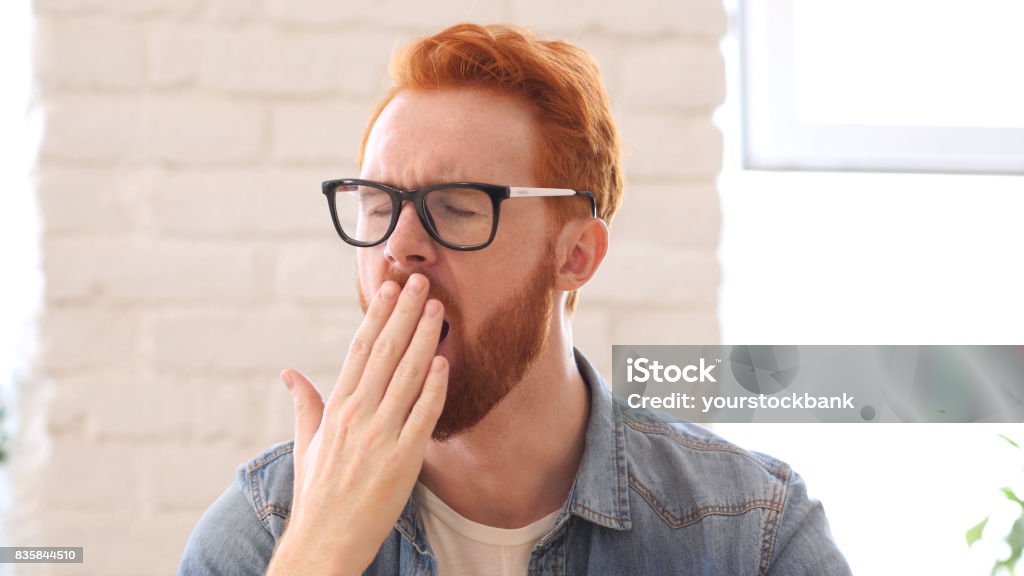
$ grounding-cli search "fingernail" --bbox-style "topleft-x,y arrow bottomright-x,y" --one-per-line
408,274 -> 426,294
432,356 -> 448,373
425,299 -> 442,318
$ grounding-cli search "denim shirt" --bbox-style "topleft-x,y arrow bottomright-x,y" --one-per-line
179,349 -> 852,575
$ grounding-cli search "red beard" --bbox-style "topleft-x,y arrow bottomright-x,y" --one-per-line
359,253 -> 556,441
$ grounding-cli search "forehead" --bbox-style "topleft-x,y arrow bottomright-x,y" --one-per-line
361,88 -> 539,187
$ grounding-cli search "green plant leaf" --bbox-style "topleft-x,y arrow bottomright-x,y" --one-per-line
1000,434 -> 1021,450
968,516 -> 989,546
1003,487 -> 1024,508
1000,515 -> 1024,574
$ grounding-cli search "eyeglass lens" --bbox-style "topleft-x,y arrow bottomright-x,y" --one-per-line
331,183 -> 496,247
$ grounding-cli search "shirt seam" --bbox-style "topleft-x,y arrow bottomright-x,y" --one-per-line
758,465 -> 792,576
240,441 -> 295,533
628,474 -> 785,529
623,419 -> 788,482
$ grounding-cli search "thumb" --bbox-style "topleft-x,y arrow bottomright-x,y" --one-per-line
281,369 -> 324,456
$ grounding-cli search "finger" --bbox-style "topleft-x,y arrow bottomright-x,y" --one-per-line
399,355 -> 449,446
282,369 -> 324,467
328,280 -> 400,406
353,274 -> 431,411
376,298 -> 444,430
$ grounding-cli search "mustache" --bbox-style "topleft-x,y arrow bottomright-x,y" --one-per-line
381,268 -> 460,321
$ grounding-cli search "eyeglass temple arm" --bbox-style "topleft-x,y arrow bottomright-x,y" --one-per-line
508,187 -> 599,218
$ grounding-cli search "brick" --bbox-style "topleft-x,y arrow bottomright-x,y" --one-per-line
43,237 -> 275,304
264,167 -> 359,232
137,442 -> 257,510
145,95 -> 265,165
186,378 -> 271,442
10,508 -> 196,575
570,32 -> 626,98
585,241 -> 719,306
197,27 -> 392,97
621,41 -> 725,110
200,0 -> 266,23
590,0 -> 728,38
33,0 -> 103,13
39,307 -> 138,372
48,375 -> 265,442
611,182 -> 720,248
618,112 -> 722,178
38,167 -> 132,233
140,169 -> 272,234
508,0 -> 591,34
612,309 -> 720,345
46,382 -> 90,437
7,509 -> 133,575
265,0 -> 507,29
330,30 -> 403,98
34,0 -> 203,17
140,167 -> 344,237
149,308 -> 361,375
511,0 -> 726,38
42,237 -> 125,303
380,1 -> 508,28
272,100 -> 370,162
276,239 -> 358,303
264,0 -> 358,25
126,512 -> 205,575
34,17 -> 145,89
38,441 -> 140,510
147,23 -> 204,87
264,364 -> 340,444
41,94 -> 145,162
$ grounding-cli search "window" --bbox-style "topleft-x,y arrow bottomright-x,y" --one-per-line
742,0 -> 1024,173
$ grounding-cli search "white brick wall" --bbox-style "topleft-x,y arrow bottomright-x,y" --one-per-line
13,1 -> 725,573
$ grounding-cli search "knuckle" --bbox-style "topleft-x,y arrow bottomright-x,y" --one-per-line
372,336 -> 397,359
332,419 -> 350,445
334,395 -> 358,421
381,450 -> 403,471
399,295 -> 427,317
362,419 -> 387,444
392,362 -> 421,386
370,296 -> 393,318
349,335 -> 372,357
408,402 -> 435,425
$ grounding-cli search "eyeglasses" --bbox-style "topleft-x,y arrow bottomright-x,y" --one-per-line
321,178 -> 598,251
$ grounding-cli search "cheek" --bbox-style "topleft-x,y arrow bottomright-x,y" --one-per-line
356,251 -> 385,294
455,251 -> 538,317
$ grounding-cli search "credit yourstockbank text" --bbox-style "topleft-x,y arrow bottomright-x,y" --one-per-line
624,356 -> 855,413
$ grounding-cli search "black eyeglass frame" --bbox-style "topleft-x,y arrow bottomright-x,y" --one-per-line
321,178 -> 599,251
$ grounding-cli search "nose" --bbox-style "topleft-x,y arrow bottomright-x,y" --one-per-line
384,202 -> 439,267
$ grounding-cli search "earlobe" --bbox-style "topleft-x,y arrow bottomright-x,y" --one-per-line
555,218 -> 609,291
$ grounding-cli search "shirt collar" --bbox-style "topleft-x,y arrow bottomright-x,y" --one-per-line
565,347 -> 632,531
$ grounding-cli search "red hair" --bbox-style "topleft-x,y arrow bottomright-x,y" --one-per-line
359,23 -> 624,309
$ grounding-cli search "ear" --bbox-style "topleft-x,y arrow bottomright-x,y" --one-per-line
554,217 -> 609,292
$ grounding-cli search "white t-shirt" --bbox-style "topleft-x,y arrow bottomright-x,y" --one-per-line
414,482 -> 561,576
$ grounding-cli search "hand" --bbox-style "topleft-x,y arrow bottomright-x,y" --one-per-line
266,274 -> 448,576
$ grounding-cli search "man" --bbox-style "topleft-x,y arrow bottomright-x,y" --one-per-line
178,23 -> 851,575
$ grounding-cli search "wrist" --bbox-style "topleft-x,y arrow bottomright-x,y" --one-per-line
267,526 -> 359,576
